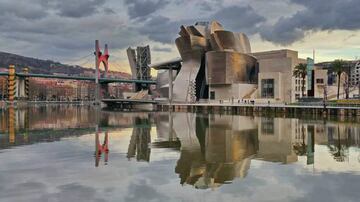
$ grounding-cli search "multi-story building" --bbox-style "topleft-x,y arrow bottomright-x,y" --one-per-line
253,49 -> 307,103
0,77 -> 7,100
315,60 -> 359,99
313,67 -> 328,98
350,60 -> 360,86
76,81 -> 89,100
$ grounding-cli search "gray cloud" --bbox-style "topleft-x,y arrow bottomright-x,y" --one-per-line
209,5 -> 266,34
259,0 -> 360,45
40,0 -> 107,18
153,46 -> 172,52
103,7 -> 116,14
0,0 -> 358,64
39,183 -> 107,202
0,1 -> 48,20
197,0 -> 224,11
136,16 -> 184,44
125,180 -> 170,202
0,10 -> 143,60
125,0 -> 169,19
137,5 -> 265,44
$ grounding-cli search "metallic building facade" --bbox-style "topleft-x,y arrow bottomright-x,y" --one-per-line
171,21 -> 257,102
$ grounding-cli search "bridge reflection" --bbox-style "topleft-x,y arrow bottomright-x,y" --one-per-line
0,106 -> 155,149
95,131 -> 109,167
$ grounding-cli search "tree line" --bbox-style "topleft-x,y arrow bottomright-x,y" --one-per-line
293,59 -> 354,100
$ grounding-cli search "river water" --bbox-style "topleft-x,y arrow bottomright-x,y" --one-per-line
0,105 -> 359,202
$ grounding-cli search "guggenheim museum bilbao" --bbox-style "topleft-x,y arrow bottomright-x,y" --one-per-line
152,21 -> 328,103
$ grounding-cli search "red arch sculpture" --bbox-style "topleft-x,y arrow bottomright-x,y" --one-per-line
95,131 -> 109,167
95,40 -> 110,78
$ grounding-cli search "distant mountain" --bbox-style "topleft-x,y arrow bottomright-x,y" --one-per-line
0,51 -> 131,79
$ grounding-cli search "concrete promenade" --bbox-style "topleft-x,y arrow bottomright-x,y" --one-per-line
157,101 -> 360,117
162,101 -> 360,109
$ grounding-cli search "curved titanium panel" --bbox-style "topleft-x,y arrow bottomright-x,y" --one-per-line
172,49 -> 204,102
156,69 -> 178,97
210,31 -> 251,53
209,21 -> 224,34
206,51 -> 257,85
175,36 -> 207,59
156,70 -> 170,97
236,33 -> 251,53
179,25 -> 190,37
187,25 -> 205,37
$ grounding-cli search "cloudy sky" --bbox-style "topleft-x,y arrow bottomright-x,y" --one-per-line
0,0 -> 359,73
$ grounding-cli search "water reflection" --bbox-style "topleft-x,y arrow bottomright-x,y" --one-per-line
153,113 -> 360,188
173,115 -> 259,189
127,117 -> 152,162
94,131 -> 109,167
0,106 -> 154,149
0,106 -> 359,191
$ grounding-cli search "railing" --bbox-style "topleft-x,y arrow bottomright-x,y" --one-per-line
293,100 -> 360,107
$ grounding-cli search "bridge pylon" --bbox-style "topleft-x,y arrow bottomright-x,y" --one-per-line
94,40 -> 110,103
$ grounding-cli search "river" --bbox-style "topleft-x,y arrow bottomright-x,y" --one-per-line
0,105 -> 359,202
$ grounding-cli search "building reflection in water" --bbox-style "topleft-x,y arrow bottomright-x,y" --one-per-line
127,117 -> 152,162
152,113 -> 181,149
173,114 -> 259,189
327,125 -> 351,162
154,113 -> 360,189
0,107 -> 359,188
257,117 -> 299,164
94,131 -> 109,167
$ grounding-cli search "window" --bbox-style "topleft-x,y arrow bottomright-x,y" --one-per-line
261,118 -> 274,135
261,79 -> 274,98
316,79 -> 324,84
210,91 -> 215,100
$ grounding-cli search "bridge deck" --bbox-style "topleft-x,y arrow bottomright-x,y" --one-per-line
0,72 -> 156,84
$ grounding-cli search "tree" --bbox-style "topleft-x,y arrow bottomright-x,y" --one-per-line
332,59 -> 346,99
293,63 -> 307,97
293,125 -> 307,156
328,126 -> 348,162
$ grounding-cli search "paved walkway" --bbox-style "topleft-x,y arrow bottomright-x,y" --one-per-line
162,101 -> 360,110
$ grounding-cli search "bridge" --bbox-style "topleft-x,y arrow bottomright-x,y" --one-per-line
0,40 -> 156,103
0,72 -> 156,84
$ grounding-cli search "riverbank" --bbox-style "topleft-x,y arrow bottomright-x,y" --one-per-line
2,100 -> 360,117
0,100 -> 95,109
157,102 -> 360,117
